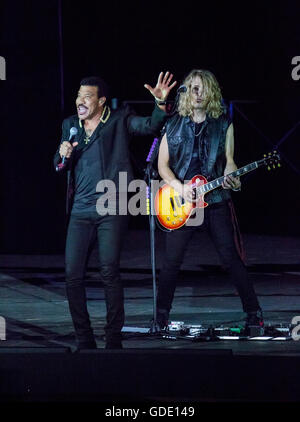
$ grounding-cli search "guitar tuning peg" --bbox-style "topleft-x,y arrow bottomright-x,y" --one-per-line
264,154 -> 266,157
273,164 -> 275,169
278,163 -> 281,168
267,166 -> 271,171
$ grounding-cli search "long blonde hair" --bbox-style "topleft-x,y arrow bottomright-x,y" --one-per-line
178,69 -> 224,119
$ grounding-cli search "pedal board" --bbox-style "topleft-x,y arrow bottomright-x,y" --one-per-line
162,321 -> 293,341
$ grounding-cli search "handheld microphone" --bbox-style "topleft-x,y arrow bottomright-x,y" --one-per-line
56,127 -> 78,172
167,84 -> 187,116
177,85 -> 187,93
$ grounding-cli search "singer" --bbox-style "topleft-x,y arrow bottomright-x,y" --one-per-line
53,72 -> 176,350
155,69 -> 263,332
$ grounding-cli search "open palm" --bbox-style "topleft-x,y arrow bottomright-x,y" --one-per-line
144,71 -> 177,100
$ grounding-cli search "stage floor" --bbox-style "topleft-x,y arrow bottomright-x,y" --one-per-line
1,230 -> 300,355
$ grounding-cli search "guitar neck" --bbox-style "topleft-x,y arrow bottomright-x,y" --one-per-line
197,159 -> 265,195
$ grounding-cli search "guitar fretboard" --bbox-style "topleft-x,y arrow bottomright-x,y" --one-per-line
195,160 -> 262,195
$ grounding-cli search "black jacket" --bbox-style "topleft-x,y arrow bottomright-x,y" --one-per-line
54,104 -> 167,215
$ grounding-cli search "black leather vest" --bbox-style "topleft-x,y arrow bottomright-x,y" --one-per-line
166,113 -> 232,203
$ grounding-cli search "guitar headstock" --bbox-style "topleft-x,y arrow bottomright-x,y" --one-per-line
263,151 -> 281,170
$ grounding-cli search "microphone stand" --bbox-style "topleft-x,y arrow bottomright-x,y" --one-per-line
145,138 -> 161,333
122,96 -> 180,337
145,98 -> 179,333
121,137 -> 162,336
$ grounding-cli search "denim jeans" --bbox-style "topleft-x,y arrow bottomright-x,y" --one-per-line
65,211 -> 128,345
157,201 -> 261,314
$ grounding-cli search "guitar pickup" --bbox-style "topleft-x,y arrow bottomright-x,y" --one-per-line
175,196 -> 185,207
169,197 -> 175,211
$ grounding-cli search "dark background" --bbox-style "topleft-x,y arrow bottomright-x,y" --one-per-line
0,0 -> 299,254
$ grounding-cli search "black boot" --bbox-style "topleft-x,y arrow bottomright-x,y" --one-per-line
74,339 -> 97,353
150,309 -> 169,332
244,309 -> 264,335
105,341 -> 123,349
105,332 -> 123,349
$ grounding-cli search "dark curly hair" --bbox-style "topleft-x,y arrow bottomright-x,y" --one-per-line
80,76 -> 110,99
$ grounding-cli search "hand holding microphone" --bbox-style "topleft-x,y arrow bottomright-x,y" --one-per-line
59,140 -> 78,159
56,127 -> 78,172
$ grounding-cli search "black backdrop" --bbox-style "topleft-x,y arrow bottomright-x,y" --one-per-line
0,0 -> 300,254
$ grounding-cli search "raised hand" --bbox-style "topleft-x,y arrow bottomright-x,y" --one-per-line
144,71 -> 177,101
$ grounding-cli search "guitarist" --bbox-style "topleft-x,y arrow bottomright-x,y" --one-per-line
156,69 -> 263,332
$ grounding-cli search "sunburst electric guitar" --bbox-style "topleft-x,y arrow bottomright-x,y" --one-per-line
154,151 -> 280,230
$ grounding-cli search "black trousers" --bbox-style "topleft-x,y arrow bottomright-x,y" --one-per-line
65,211 -> 128,345
157,201 -> 261,314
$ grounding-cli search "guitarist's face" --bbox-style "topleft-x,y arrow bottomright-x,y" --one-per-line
190,76 -> 207,111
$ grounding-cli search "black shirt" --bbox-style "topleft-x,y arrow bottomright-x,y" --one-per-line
71,136 -> 103,214
185,121 -> 207,180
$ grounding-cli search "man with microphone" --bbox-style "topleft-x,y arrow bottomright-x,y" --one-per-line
54,72 -> 176,350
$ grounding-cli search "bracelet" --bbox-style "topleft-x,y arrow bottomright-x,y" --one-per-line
232,186 -> 241,192
154,97 -> 167,105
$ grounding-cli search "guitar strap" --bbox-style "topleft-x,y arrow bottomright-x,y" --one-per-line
228,200 -> 246,264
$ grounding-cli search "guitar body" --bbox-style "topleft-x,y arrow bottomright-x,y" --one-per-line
154,151 -> 280,231
155,174 -> 208,230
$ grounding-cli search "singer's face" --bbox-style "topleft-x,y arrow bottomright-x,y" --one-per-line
190,76 -> 207,110
76,85 -> 102,120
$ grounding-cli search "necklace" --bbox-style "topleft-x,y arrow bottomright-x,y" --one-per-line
100,105 -> 110,123
83,106 -> 110,144
84,134 -> 91,144
194,121 -> 204,137
83,128 -> 92,144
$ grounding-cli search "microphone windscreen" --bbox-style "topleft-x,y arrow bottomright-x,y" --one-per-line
70,127 -> 78,136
